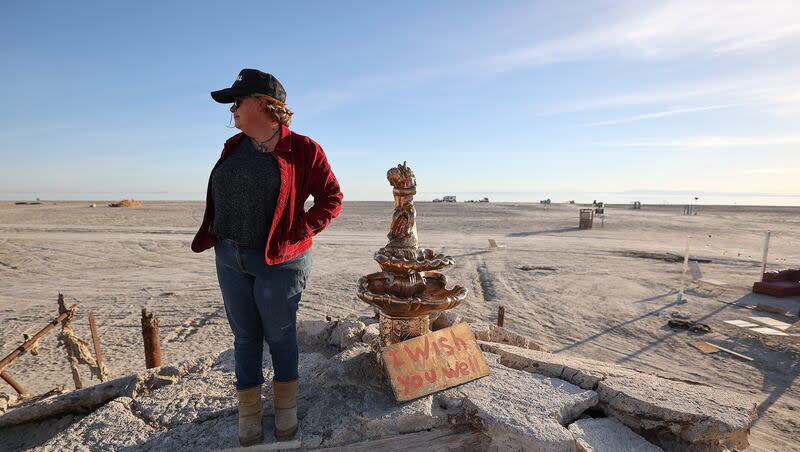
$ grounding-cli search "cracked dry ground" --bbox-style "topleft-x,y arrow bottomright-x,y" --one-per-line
0,201 -> 798,450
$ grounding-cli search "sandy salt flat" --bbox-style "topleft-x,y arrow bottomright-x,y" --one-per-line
0,201 -> 799,451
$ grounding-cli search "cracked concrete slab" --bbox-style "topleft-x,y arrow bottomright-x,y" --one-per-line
481,341 -> 757,451
439,353 -> 598,452
568,417 -> 663,452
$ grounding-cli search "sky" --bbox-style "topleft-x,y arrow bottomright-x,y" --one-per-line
1,1 -> 799,204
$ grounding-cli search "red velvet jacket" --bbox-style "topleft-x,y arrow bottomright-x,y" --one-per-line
191,125 -> 343,264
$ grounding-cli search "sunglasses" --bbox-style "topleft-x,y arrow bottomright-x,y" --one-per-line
233,96 -> 253,108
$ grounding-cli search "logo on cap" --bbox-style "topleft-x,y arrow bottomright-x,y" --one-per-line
236,75 -> 243,82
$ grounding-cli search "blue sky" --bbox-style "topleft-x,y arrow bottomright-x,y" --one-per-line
1,1 -> 799,203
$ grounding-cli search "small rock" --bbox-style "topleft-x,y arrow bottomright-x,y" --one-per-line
328,319 -> 366,349
0,393 -> 17,413
297,319 -> 335,347
431,311 -> 462,330
361,323 -> 380,344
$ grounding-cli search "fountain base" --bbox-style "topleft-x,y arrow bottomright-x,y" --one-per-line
378,313 -> 430,347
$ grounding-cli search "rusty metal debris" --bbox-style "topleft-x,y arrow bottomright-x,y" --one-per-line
142,308 -> 162,368
0,294 -> 108,400
0,371 -> 28,398
0,303 -> 76,379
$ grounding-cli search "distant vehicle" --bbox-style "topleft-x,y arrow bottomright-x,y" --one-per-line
479,197 -> 489,203
432,198 -> 443,203
442,196 -> 457,203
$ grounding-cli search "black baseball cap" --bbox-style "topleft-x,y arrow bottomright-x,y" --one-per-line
210,69 -> 287,104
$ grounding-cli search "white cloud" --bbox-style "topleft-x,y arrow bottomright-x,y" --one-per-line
594,135 -> 800,148
485,1 -> 800,72
298,1 -> 800,113
578,104 -> 734,127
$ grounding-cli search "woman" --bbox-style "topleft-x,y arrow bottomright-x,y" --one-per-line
192,69 -> 343,446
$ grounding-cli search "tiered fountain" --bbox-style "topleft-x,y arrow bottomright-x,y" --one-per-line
357,162 -> 468,347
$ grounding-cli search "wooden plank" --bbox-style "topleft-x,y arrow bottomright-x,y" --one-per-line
711,344 -> 754,361
382,323 -> 490,402
314,426 -> 483,451
690,340 -> 720,354
749,327 -> 789,336
724,320 -> 759,328
748,316 -> 793,331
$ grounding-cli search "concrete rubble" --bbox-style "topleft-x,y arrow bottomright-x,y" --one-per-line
0,317 -> 757,451
568,417 -> 664,452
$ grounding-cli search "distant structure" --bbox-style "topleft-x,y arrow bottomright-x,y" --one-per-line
632,201 -> 641,209
479,197 -> 489,203
442,196 -> 457,203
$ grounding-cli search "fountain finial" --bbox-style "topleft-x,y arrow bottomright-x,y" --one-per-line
385,161 -> 418,250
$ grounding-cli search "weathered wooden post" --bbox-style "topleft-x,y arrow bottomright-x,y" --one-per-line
58,294 -> 83,389
497,305 -> 505,328
141,308 -> 162,368
87,310 -> 108,381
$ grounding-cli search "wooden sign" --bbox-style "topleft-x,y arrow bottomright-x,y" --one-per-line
382,322 -> 490,401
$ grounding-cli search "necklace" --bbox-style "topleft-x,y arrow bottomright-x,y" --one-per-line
250,126 -> 281,153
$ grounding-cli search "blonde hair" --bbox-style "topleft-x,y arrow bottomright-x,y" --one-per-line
252,94 -> 293,126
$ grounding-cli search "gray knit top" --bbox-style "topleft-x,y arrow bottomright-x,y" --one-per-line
211,137 -> 281,249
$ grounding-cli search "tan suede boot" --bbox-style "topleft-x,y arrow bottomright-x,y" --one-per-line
272,378 -> 298,440
236,385 -> 263,446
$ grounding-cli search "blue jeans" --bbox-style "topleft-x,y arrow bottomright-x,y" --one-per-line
214,239 -> 312,389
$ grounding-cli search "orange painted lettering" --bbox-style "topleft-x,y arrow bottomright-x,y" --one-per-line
404,337 -> 431,362
442,365 -> 459,379
386,349 -> 404,368
438,336 -> 454,355
423,369 -> 437,383
450,330 -> 467,351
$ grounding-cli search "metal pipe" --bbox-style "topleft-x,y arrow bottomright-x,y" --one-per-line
141,308 -> 162,368
0,370 -> 29,397
0,306 -> 76,374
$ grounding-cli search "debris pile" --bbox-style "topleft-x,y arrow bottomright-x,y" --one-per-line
107,199 -> 143,208
0,317 -> 757,451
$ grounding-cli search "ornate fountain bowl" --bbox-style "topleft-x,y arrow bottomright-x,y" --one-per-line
374,247 -> 455,273
357,271 -> 467,317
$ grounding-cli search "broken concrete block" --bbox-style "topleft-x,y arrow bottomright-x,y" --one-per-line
569,417 -> 663,452
297,319 -> 335,347
361,322 -> 380,344
357,314 -> 379,326
598,375 -> 756,451
431,310 -> 463,330
480,341 -> 642,390
439,354 -> 598,452
472,323 -> 548,351
481,342 -> 757,451
328,319 -> 366,349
